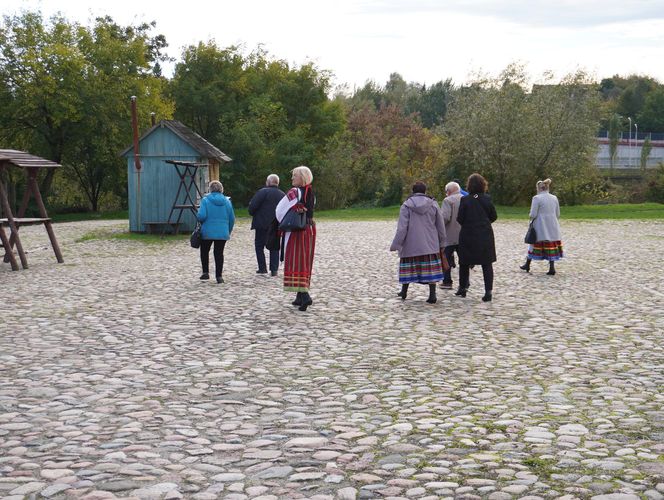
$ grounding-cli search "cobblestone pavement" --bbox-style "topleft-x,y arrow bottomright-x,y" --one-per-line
1,218 -> 664,500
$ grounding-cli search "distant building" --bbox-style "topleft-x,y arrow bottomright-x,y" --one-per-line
596,132 -> 664,169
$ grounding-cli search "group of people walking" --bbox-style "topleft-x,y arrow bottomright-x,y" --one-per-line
195,166 -> 317,312
390,173 -> 563,303
193,167 -> 562,310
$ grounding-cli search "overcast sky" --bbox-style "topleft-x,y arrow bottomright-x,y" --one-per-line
7,0 -> 664,90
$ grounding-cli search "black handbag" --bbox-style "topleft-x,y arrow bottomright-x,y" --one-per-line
190,221 -> 202,248
278,208 -> 306,231
524,221 -> 537,244
265,218 -> 280,251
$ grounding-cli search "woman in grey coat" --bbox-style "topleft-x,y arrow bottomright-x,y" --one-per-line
440,181 -> 463,289
390,182 -> 447,303
520,178 -> 563,275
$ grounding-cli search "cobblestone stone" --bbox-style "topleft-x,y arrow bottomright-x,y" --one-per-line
1,218 -> 663,498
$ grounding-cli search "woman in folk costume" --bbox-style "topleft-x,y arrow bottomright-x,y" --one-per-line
390,181 -> 447,304
520,178 -> 563,275
275,166 -> 316,311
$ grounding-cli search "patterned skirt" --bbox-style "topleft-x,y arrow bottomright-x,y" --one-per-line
283,223 -> 316,292
528,241 -> 563,261
399,253 -> 444,284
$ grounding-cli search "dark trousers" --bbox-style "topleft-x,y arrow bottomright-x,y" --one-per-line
442,245 -> 459,284
200,239 -> 226,278
254,228 -> 279,273
460,263 -> 493,292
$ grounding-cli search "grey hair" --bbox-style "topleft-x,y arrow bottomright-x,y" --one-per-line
536,178 -> 552,192
445,181 -> 461,194
266,174 -> 280,186
209,180 -> 224,193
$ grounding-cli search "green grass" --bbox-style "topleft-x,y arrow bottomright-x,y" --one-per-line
316,202 -> 664,221
522,456 -> 558,479
52,210 -> 129,223
76,229 -> 187,244
559,202 -> 664,220
53,202 -> 664,225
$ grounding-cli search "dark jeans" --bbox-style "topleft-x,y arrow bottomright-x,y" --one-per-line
254,228 -> 279,273
200,239 -> 226,278
442,245 -> 458,284
460,263 -> 493,293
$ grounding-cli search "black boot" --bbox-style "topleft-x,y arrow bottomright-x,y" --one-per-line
482,290 -> 492,302
520,258 -> 531,272
397,284 -> 409,300
292,292 -> 302,306
547,261 -> 556,275
426,284 -> 437,304
298,292 -> 313,311
455,287 -> 467,297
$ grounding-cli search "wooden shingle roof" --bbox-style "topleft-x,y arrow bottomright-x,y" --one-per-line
0,149 -> 61,169
120,120 -> 232,162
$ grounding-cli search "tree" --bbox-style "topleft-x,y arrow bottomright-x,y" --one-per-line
412,79 -> 455,128
637,88 -> 664,133
615,76 -> 657,119
69,16 -> 173,211
608,113 -> 622,173
640,136 -> 652,173
316,103 -> 447,208
598,75 -> 662,132
169,44 -> 344,204
348,74 -> 456,129
0,12 -> 84,196
443,64 -> 601,204
169,42 -> 247,141
0,12 -> 173,211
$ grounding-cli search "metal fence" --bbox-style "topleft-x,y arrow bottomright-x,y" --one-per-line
597,130 -> 664,141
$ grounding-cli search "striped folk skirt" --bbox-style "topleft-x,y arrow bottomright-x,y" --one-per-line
283,224 -> 316,292
398,253 -> 444,284
528,241 -> 564,261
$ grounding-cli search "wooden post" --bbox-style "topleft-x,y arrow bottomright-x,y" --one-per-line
0,225 -> 19,270
28,168 -> 63,263
209,160 -> 219,181
6,176 -> 32,251
0,167 -> 28,269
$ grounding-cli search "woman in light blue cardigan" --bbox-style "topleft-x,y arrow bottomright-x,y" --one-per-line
196,180 -> 235,283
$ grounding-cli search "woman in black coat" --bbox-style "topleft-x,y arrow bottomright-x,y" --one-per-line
456,173 -> 497,302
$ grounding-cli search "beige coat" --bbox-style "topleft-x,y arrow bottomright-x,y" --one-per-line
440,192 -> 462,246
529,192 -> 561,242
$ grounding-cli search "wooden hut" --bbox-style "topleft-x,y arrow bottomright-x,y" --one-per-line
120,120 -> 231,233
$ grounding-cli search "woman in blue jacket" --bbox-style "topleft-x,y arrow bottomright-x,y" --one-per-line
196,181 -> 235,283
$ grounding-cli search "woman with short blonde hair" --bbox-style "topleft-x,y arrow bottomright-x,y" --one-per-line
291,166 -> 313,186
275,165 -> 317,311
520,178 -> 563,275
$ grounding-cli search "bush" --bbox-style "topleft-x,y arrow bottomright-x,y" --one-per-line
646,164 -> 664,202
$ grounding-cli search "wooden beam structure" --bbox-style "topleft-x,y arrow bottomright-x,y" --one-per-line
0,149 -> 63,270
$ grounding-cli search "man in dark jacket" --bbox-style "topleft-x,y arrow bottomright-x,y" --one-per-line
248,174 -> 285,275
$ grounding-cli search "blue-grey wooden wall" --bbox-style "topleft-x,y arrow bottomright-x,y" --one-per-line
124,126 -> 209,232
